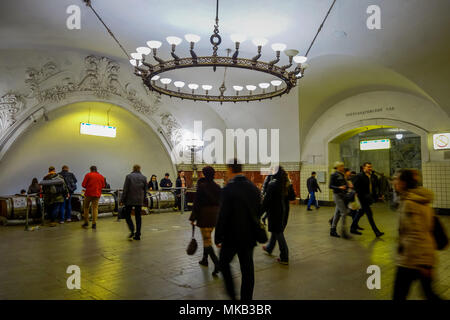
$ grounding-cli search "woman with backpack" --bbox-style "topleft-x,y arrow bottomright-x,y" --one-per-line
262,166 -> 296,265
392,169 -> 442,300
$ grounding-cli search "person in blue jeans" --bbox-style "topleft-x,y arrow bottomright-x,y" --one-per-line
59,165 -> 77,222
306,172 -> 321,211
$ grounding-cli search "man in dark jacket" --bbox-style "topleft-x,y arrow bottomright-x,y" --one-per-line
215,159 -> 262,301
350,162 -> 384,237
120,164 -> 148,240
160,173 -> 173,189
41,166 -> 69,227
58,165 -> 77,222
306,171 -> 321,211
329,162 -> 351,239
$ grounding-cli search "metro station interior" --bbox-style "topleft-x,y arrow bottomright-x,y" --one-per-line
0,0 -> 449,301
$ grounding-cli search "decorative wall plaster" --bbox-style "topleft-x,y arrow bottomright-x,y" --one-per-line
1,55 -> 182,150
160,112 -> 183,144
0,94 -> 24,133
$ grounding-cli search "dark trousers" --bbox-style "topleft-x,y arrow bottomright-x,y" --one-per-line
47,202 -> 63,222
124,205 -> 142,236
265,232 -> 289,262
219,245 -> 255,301
351,201 -> 380,233
393,266 -> 440,300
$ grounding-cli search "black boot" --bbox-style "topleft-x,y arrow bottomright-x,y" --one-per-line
206,246 -> 220,276
199,247 -> 208,267
330,228 -> 340,238
350,228 -> 362,235
375,231 -> 385,238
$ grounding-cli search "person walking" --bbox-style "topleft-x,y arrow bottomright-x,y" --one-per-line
81,166 -> 105,229
215,159 -> 262,301
262,167 -> 296,265
41,166 -> 69,227
189,166 -> 221,276
58,165 -> 77,222
350,162 -> 384,237
306,171 -> 321,211
329,162 -> 351,239
120,164 -> 148,240
148,174 -> 159,191
392,169 -> 441,300
160,173 -> 173,189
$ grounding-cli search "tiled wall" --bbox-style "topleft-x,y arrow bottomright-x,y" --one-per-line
177,162 -> 301,198
422,161 -> 450,209
300,164 -> 331,202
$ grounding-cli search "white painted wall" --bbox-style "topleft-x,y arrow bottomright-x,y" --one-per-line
0,102 -> 175,195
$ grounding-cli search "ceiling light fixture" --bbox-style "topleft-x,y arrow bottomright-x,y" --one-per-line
84,0 -> 337,103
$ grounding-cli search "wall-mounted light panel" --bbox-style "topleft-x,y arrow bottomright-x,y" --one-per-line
80,123 -> 116,138
360,139 -> 390,150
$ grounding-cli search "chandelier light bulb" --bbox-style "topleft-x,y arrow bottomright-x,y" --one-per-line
252,37 -> 268,47
284,49 -> 299,57
233,86 -> 243,91
188,83 -> 199,90
259,83 -> 270,89
130,52 -> 143,60
230,34 -> 247,44
174,81 -> 185,88
166,36 -> 182,46
202,85 -> 213,91
246,85 -> 257,91
293,55 -> 308,64
129,59 -> 142,67
146,40 -> 162,49
396,133 -> 403,140
302,62 -> 309,69
271,80 -> 282,86
271,43 -> 287,52
184,34 -> 201,43
136,47 -> 151,55
160,78 -> 172,85
151,75 -> 160,81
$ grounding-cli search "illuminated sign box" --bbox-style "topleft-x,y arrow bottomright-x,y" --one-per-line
360,139 -> 390,150
433,133 -> 450,150
80,123 -> 116,138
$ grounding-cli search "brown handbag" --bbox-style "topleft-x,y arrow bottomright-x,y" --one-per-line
186,225 -> 198,255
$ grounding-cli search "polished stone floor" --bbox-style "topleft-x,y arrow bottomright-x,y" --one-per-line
0,203 -> 449,300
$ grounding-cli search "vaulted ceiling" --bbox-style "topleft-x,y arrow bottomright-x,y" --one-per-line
1,0 -> 449,139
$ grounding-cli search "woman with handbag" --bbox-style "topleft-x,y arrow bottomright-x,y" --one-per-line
392,169 -> 441,300
189,166 -> 221,276
261,166 -> 296,265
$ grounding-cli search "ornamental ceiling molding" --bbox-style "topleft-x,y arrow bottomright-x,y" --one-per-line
0,55 -> 184,146
0,93 -> 25,133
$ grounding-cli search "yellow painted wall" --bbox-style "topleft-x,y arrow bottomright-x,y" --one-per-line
0,102 -> 175,195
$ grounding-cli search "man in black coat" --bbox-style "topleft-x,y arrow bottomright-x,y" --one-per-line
160,173 -> 173,189
58,165 -> 77,222
350,162 -> 384,237
306,171 -> 321,211
120,164 -> 148,240
215,159 -> 262,301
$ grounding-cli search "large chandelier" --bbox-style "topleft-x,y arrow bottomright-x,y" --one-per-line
129,0 -> 310,103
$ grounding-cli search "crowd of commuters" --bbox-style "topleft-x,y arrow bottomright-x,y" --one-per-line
15,159 -> 446,301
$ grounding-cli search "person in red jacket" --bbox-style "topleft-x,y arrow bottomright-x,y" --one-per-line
81,165 -> 105,229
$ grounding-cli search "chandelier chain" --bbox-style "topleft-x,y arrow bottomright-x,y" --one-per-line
83,0 -> 131,59
305,0 -> 337,57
